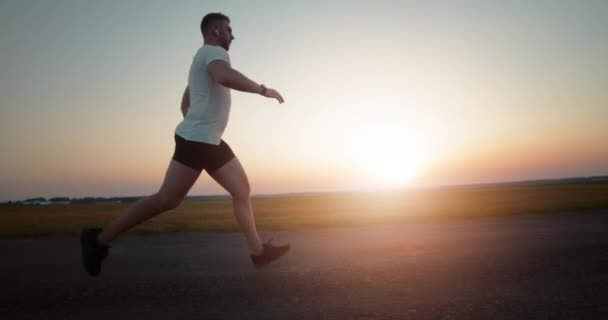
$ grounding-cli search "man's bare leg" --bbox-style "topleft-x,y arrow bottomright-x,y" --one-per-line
98,160 -> 201,243
211,157 -> 264,255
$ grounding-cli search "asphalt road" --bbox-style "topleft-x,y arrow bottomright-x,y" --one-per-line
2,211 -> 608,319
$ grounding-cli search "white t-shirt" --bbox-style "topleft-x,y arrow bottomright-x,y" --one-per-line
175,45 -> 231,145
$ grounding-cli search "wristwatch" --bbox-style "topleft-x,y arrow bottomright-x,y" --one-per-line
259,84 -> 267,95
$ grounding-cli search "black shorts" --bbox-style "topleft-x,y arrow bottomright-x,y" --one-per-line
172,134 -> 236,174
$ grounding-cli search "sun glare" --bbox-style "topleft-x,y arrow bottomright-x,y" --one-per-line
323,94 -> 434,189
351,130 -> 427,186
344,112 -> 429,187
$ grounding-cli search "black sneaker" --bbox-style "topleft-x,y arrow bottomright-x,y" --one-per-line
250,239 -> 290,268
80,228 -> 110,277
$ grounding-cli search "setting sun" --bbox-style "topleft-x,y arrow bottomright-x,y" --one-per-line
341,105 -> 430,187
351,129 -> 427,186
357,146 -> 424,185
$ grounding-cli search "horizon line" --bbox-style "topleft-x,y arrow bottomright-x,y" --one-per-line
5,174 -> 607,204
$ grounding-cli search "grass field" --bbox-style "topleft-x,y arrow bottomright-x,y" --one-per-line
1,180 -> 607,238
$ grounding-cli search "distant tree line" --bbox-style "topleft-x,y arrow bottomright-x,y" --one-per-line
2,196 -> 143,205
70,197 -> 142,204
3,195 -> 236,205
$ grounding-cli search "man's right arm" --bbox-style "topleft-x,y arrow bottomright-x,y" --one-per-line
207,60 -> 284,103
180,86 -> 190,117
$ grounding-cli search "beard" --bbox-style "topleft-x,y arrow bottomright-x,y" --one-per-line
221,38 -> 231,51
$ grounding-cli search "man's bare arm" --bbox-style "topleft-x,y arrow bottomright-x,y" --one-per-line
180,86 -> 190,117
207,60 -> 284,103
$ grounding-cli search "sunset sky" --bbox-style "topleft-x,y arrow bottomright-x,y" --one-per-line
1,0 -> 607,202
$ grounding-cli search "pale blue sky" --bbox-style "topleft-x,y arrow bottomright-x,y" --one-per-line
1,0 -> 607,201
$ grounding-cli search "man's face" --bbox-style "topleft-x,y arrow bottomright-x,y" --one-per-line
215,20 -> 234,51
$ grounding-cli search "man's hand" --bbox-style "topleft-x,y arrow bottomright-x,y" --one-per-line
262,87 -> 284,104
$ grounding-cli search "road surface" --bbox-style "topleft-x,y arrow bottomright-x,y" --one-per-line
2,211 -> 608,319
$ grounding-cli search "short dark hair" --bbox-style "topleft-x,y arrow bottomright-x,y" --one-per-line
200,12 -> 230,36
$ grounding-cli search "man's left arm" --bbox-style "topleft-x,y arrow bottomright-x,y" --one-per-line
180,86 -> 190,117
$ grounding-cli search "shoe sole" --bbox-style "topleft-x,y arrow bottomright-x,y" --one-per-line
80,228 -> 101,277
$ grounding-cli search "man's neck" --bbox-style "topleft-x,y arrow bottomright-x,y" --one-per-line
204,40 -> 220,46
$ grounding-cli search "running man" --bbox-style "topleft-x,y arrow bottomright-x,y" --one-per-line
81,12 -> 290,277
